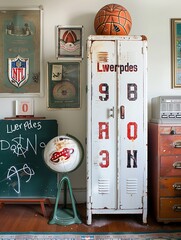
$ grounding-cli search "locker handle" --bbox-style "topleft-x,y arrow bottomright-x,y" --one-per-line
173,183 -> 181,191
109,107 -> 114,118
120,105 -> 125,119
173,161 -> 181,169
173,141 -> 181,148
173,205 -> 181,212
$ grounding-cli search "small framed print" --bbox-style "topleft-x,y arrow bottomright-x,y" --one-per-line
15,98 -> 34,116
56,25 -> 83,59
47,61 -> 81,109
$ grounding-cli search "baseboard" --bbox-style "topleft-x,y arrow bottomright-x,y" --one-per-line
50,188 -> 86,204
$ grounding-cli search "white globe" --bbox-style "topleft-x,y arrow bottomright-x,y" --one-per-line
44,135 -> 83,173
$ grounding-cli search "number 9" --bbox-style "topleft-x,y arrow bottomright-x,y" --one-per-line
99,83 -> 109,101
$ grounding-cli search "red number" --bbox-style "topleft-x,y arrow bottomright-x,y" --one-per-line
127,122 -> 137,140
99,83 -> 109,101
22,103 -> 29,113
99,150 -> 109,168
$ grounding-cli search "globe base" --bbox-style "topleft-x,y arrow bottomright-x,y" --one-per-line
48,175 -> 81,226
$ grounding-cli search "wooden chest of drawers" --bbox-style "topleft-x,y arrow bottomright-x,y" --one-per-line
149,123 -> 181,222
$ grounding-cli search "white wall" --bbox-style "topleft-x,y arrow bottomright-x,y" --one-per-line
1,0 -> 181,202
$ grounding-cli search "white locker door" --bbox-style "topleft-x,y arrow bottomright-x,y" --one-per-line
90,40 -> 118,209
117,40 -> 147,209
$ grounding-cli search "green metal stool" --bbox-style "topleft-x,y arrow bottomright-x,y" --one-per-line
49,174 -> 81,225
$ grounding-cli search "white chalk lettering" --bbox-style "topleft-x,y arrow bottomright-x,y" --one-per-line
6,120 -> 42,134
0,134 -> 45,158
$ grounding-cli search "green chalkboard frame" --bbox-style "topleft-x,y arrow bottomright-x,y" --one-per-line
0,119 -> 58,198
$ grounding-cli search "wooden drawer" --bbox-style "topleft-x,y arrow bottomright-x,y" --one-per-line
159,126 -> 181,135
160,156 -> 181,177
160,178 -> 181,196
160,135 -> 181,155
160,198 -> 181,219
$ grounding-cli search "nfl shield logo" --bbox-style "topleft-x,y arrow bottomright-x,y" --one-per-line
8,55 -> 29,88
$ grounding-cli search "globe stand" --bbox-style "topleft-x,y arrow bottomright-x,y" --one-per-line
49,174 -> 81,225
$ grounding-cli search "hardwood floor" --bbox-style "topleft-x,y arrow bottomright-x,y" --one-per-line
0,203 -> 180,232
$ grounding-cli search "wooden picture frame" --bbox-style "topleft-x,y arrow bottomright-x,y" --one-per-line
0,6 -> 43,97
171,18 -> 181,88
56,25 -> 83,60
47,61 -> 81,109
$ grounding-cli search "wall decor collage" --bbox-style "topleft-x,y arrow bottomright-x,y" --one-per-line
0,6 -> 83,116
47,25 -> 83,109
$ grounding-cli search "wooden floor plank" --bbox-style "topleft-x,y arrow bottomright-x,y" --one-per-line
0,203 -> 180,232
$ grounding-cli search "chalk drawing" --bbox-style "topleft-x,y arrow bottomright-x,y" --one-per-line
0,134 -> 46,158
7,164 -> 35,194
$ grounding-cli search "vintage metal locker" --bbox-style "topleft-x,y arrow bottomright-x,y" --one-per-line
87,35 -> 148,224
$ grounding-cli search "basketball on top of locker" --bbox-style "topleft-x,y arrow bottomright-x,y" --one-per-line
94,3 -> 132,35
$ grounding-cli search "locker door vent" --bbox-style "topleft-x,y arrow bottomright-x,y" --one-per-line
98,179 -> 110,194
126,179 -> 138,194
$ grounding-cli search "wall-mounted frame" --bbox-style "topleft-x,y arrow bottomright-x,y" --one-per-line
47,61 -> 81,109
15,98 -> 34,117
0,6 -> 43,97
56,25 -> 83,60
171,18 -> 181,88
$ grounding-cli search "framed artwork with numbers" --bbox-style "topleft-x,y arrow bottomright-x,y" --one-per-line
15,99 -> 34,117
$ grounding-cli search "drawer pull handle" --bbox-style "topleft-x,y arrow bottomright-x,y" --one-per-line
170,129 -> 176,135
173,183 -> 181,190
173,161 -> 181,169
173,205 -> 181,212
173,141 -> 181,148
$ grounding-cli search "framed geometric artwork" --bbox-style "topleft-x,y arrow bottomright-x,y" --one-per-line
0,6 -> 43,96
171,18 -> 181,88
47,61 -> 81,109
56,25 -> 83,60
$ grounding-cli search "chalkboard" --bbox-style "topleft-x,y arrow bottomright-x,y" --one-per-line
0,119 -> 58,198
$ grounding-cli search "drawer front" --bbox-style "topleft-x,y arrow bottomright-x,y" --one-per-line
160,178 -> 181,196
159,126 -> 181,135
160,135 -> 181,155
160,198 -> 181,219
160,156 -> 181,177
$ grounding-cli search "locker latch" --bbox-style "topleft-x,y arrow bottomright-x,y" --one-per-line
120,105 -> 125,119
109,107 -> 114,118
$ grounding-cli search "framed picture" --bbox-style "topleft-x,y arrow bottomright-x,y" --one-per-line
47,61 -> 81,109
171,18 -> 181,88
0,6 -> 43,96
15,98 -> 34,117
56,25 -> 83,59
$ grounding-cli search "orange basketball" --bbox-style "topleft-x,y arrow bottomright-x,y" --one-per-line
94,4 -> 132,35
